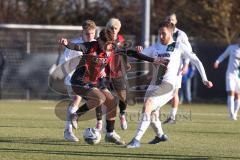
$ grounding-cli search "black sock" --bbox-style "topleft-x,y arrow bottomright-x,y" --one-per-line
119,100 -> 127,115
106,120 -> 115,133
95,105 -> 103,121
76,103 -> 89,117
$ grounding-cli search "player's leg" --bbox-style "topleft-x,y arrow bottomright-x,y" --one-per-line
234,79 -> 240,120
171,88 -> 179,120
112,78 -> 128,130
226,75 -> 236,120
163,88 -> 179,124
148,110 -> 168,144
95,106 -> 103,130
186,78 -> 192,103
117,90 -> 128,130
164,76 -> 181,124
101,89 -> 125,145
74,87 -> 106,117
70,86 -> 107,132
234,92 -> 240,120
64,86 -> 82,142
227,91 -> 236,120
68,95 -> 82,130
127,82 -> 173,148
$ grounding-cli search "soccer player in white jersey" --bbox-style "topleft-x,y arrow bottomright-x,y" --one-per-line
213,34 -> 240,120
126,21 -> 213,148
62,20 -> 96,142
163,13 -> 192,124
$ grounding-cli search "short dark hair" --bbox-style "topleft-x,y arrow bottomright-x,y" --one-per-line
158,21 -> 174,31
99,28 -> 114,44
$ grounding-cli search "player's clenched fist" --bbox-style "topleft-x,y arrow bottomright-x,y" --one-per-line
203,80 -> 213,88
58,38 -> 68,46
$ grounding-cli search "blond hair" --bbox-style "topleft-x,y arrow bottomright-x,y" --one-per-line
82,20 -> 96,30
106,18 -> 121,29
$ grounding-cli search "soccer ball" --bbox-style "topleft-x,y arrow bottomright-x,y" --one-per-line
83,128 -> 101,145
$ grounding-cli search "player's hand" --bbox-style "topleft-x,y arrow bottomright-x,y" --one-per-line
58,38 -> 68,46
135,46 -> 143,53
213,61 -> 219,69
203,80 -> 213,88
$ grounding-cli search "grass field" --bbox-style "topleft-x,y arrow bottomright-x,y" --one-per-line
0,100 -> 240,160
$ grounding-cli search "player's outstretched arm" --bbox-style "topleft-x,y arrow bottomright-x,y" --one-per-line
58,37 -> 83,51
184,51 -> 214,89
125,50 -> 155,62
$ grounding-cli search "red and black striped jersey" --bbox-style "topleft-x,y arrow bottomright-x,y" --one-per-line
108,34 -> 126,78
66,41 -> 112,86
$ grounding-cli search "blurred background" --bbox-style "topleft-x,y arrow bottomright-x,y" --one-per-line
0,0 -> 239,102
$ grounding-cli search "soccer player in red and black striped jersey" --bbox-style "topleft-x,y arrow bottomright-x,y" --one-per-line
59,28 -> 156,145
95,18 -> 130,131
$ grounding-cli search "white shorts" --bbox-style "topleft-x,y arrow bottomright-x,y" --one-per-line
144,82 -> 174,111
175,75 -> 182,89
226,74 -> 240,93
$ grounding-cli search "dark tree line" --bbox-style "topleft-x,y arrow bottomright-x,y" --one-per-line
0,0 -> 239,44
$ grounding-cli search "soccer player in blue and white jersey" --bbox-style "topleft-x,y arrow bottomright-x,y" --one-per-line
126,21 -> 213,148
163,13 -> 192,124
214,34 -> 240,120
62,20 -> 96,142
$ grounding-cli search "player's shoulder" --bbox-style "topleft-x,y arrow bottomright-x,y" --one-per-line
176,41 -> 190,52
117,34 -> 124,43
71,37 -> 84,44
147,42 -> 162,50
225,44 -> 238,51
229,44 -> 238,48
175,28 -> 188,38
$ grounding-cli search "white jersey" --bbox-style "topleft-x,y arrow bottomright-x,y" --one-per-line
173,28 -> 192,51
142,41 -> 208,88
173,28 -> 192,74
216,44 -> 240,77
59,38 -> 84,65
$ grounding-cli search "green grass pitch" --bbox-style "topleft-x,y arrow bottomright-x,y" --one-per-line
0,100 -> 240,160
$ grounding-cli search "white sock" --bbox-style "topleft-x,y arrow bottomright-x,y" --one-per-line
151,111 -> 164,137
69,105 -> 78,114
234,99 -> 240,118
227,96 -> 235,118
170,108 -> 178,120
135,113 -> 151,141
172,107 -> 178,120
65,122 -> 73,132
65,106 -> 76,131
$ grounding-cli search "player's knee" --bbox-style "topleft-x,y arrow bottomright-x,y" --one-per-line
145,98 -> 153,107
88,91 -> 106,106
96,96 -> 106,106
150,111 -> 159,122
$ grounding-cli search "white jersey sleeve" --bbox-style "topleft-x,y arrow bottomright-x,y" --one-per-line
180,43 -> 208,82
216,45 -> 232,64
178,30 -> 192,65
60,38 -> 84,64
141,45 -> 155,58
177,29 -> 192,51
